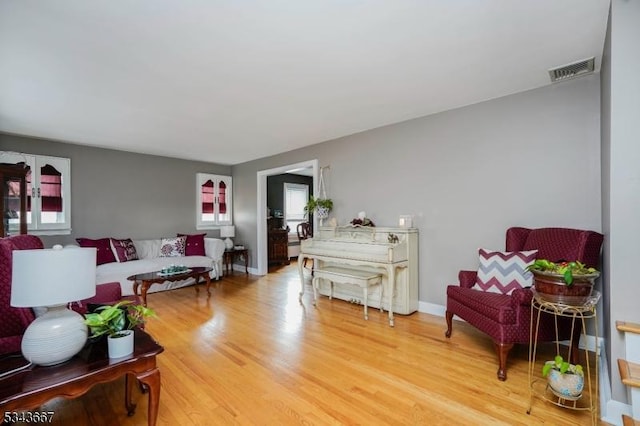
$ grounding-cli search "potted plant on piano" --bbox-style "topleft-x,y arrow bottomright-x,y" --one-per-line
84,301 -> 155,358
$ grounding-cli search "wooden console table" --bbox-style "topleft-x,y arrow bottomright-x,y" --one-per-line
0,328 -> 164,425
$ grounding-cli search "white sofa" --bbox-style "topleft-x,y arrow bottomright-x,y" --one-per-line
97,238 -> 226,296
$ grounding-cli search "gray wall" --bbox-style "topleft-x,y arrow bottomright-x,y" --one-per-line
0,134 -> 230,247
233,75 -> 602,308
600,1 -> 613,403
603,0 -> 640,405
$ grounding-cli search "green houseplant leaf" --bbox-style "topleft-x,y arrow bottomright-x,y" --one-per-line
526,259 -> 599,286
541,355 -> 584,377
84,300 -> 155,338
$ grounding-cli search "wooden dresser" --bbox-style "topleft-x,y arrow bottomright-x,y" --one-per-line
268,228 -> 290,265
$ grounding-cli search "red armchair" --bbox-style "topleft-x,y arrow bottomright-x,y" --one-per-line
0,235 -> 43,355
68,282 -> 133,315
1,235 -> 133,356
445,227 -> 603,381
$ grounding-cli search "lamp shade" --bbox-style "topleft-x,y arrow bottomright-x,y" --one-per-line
11,247 -> 97,307
220,225 -> 235,238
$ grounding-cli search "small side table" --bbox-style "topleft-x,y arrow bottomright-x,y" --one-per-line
223,248 -> 249,275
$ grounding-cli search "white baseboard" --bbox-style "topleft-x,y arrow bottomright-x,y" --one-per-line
225,264 -> 259,275
599,345 -> 633,426
419,301 -> 446,317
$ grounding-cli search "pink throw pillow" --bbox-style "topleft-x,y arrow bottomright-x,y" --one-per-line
110,238 -> 139,263
76,237 -> 116,265
177,233 -> 206,256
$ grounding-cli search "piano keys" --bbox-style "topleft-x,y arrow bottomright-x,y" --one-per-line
298,226 -> 418,323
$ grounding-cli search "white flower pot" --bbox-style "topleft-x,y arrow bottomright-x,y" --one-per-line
107,330 -> 134,358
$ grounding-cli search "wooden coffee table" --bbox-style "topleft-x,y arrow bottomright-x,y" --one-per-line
0,328 -> 164,425
128,266 -> 213,307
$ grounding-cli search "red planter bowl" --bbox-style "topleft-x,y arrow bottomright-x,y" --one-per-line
532,270 -> 600,305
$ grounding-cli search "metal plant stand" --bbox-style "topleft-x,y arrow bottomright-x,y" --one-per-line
527,290 -> 600,425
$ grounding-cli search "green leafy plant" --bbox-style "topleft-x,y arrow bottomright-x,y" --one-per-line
526,259 -> 598,286
84,300 -> 155,338
303,196 -> 333,217
542,355 -> 584,377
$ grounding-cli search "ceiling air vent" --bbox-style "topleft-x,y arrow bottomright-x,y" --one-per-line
548,57 -> 595,82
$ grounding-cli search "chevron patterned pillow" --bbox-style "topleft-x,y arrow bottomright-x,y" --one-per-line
475,248 -> 538,295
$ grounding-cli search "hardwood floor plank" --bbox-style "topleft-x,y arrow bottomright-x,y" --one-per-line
13,264 -> 608,425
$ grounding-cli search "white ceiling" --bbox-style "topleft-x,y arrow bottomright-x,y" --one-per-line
0,1 -> 610,165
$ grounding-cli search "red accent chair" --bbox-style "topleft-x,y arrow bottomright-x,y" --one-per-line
68,282 -> 133,315
445,227 -> 604,381
1,235 -> 133,355
0,235 -> 43,355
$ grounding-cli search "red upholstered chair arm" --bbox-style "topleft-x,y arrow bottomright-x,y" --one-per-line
458,270 -> 477,289
69,282 -> 124,315
510,287 -> 534,307
93,282 -> 123,302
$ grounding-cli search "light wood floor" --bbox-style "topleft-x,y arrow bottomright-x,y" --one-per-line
31,263 -> 605,425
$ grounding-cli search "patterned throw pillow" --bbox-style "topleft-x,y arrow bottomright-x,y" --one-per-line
159,236 -> 187,257
76,237 -> 117,265
110,238 -> 139,263
177,233 -> 206,256
475,248 -> 538,295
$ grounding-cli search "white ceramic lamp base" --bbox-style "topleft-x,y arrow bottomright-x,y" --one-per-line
21,305 -> 88,366
224,237 -> 234,250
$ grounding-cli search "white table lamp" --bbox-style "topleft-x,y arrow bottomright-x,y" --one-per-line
11,246 -> 97,366
220,225 -> 235,250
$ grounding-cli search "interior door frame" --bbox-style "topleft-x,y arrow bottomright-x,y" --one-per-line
256,159 -> 318,275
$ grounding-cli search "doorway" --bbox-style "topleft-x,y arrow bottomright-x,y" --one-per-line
256,159 -> 318,275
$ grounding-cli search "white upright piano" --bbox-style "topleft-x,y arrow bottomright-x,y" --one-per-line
298,226 -> 418,319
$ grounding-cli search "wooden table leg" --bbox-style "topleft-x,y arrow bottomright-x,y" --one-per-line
205,273 -> 212,295
193,274 -> 200,294
244,252 -> 248,274
224,252 -> 231,276
133,280 -> 141,300
137,368 -> 161,426
125,373 -> 137,416
141,281 -> 151,307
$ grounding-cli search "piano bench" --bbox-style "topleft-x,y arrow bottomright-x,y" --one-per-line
311,267 -> 383,322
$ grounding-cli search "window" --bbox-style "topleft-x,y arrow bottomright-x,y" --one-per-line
196,173 -> 232,229
283,183 -> 309,234
1,151 -> 71,235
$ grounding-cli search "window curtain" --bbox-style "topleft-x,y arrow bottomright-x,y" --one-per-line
218,181 -> 226,214
40,164 -> 62,212
201,180 -> 214,213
